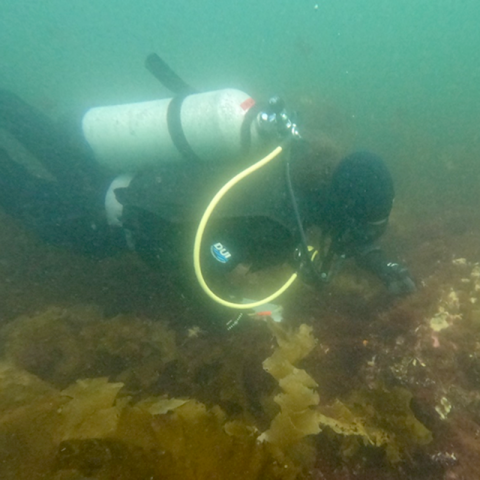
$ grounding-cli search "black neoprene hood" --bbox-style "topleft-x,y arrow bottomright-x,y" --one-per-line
328,151 -> 395,224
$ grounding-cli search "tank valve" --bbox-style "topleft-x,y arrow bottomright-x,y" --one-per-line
257,95 -> 300,140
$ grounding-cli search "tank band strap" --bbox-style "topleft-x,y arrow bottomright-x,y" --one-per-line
167,95 -> 202,162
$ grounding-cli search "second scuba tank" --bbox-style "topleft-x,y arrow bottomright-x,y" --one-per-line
82,88 -> 265,173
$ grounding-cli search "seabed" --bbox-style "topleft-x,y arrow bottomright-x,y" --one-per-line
0,125 -> 480,479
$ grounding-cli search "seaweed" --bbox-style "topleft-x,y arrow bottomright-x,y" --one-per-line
259,322 -> 321,447
1,306 -> 177,389
0,307 -> 438,479
318,385 -> 433,463
0,365 -> 306,479
259,320 -> 432,462
0,311 -> 319,479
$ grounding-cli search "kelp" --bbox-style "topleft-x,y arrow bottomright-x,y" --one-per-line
1,306 -> 177,389
0,307 -> 433,479
316,386 -> 433,463
0,366 -> 309,480
259,322 -> 321,447
260,320 -> 432,462
0,306 -> 272,417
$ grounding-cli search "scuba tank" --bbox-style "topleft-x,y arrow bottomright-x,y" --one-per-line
81,54 -> 276,173
82,89 -> 268,172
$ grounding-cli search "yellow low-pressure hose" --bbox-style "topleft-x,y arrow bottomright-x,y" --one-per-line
193,146 -> 299,309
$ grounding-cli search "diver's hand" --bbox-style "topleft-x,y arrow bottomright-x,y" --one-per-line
380,262 -> 416,295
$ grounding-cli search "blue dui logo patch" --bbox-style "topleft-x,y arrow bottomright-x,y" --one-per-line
211,242 -> 232,263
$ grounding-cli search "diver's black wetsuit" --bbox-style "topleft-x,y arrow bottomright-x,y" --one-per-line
116,151 -> 302,286
0,89 -> 415,311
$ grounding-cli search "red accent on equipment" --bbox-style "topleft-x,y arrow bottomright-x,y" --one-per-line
240,97 -> 255,112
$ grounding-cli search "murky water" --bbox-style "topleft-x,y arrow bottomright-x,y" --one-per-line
0,1 -> 480,478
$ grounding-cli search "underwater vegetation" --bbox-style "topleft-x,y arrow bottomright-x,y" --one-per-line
0,307 -> 434,480
1,194 -> 480,479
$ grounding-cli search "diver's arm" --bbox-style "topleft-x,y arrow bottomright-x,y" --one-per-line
354,244 -> 416,295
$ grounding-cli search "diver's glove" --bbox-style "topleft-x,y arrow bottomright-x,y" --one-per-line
355,245 -> 416,295
377,262 -> 416,295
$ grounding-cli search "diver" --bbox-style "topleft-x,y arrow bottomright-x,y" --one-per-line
0,86 -> 415,324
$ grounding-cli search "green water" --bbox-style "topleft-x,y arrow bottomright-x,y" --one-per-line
1,0 -> 478,155
1,3 -> 480,478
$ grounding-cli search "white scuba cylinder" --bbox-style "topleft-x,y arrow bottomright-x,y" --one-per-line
82,88 -> 264,173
